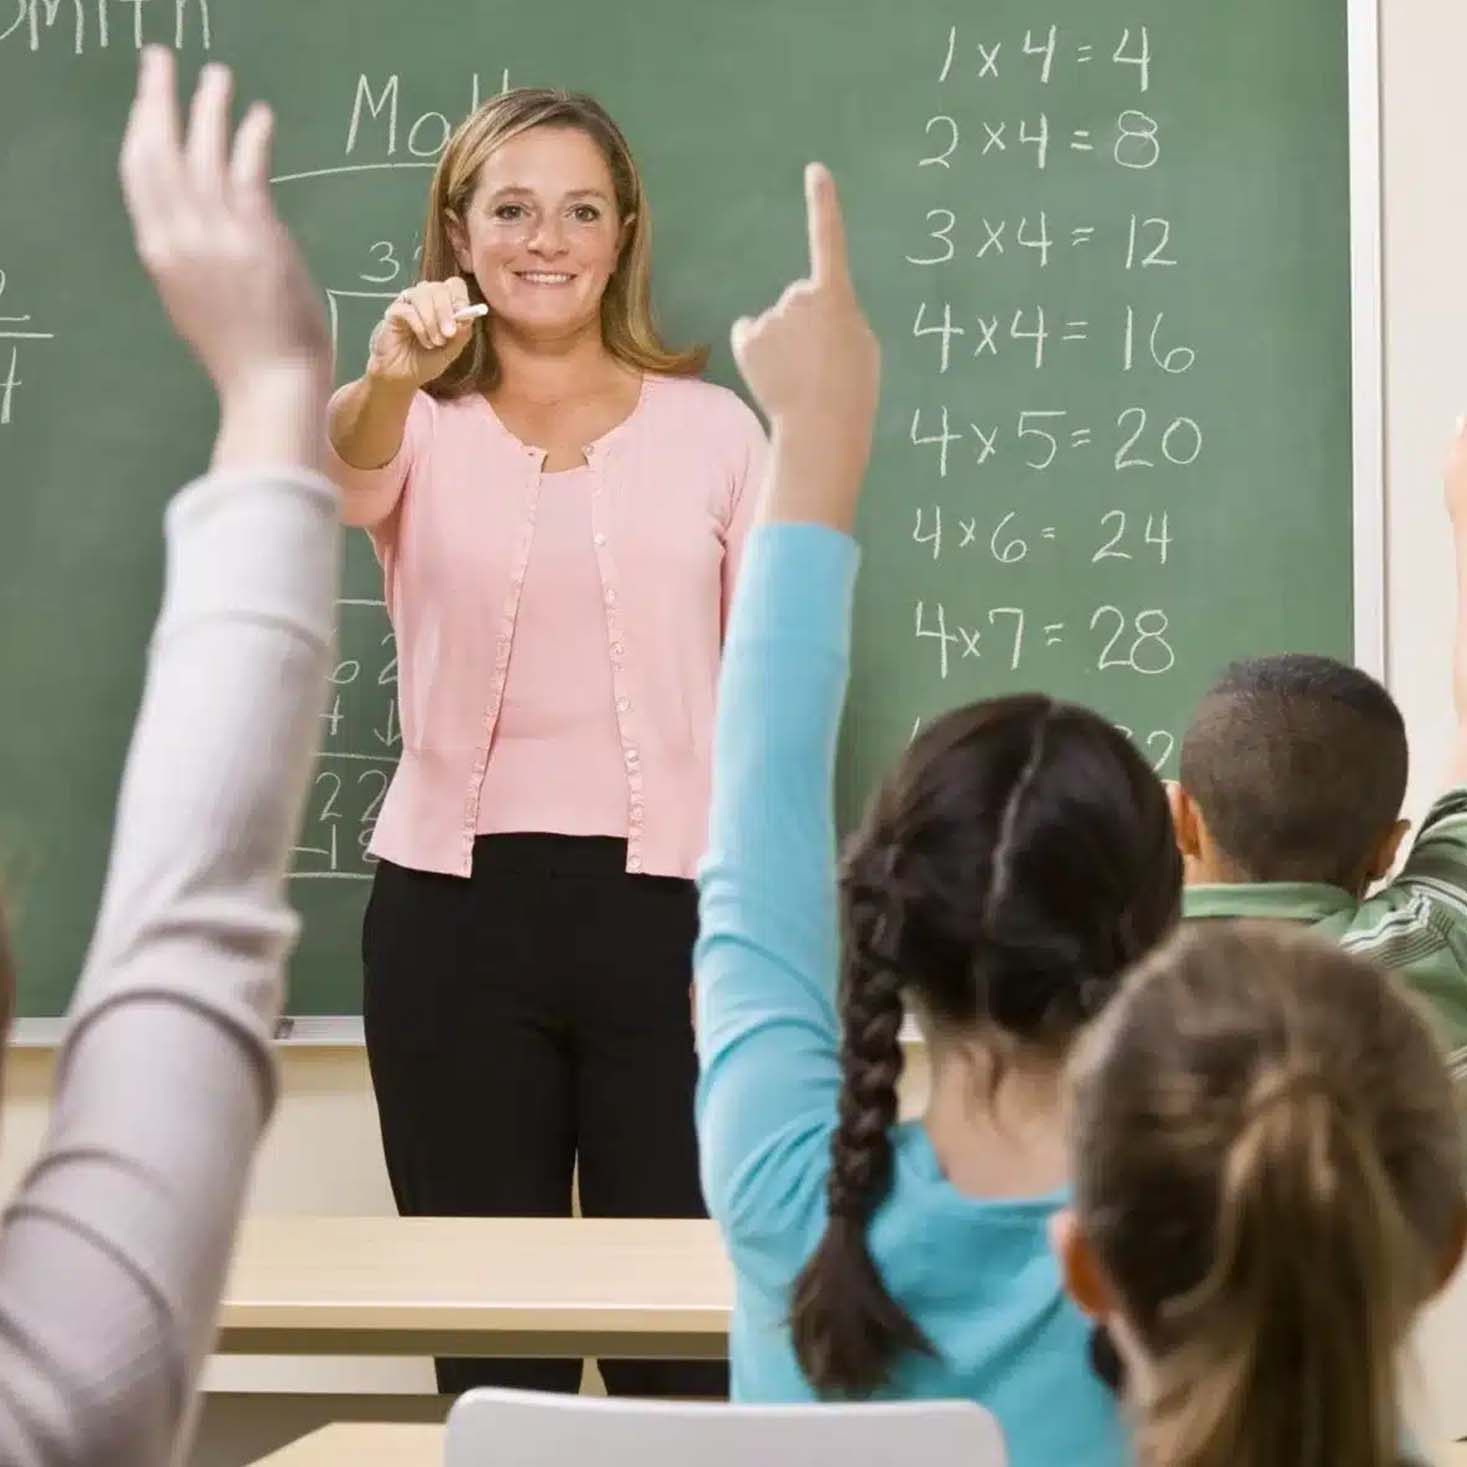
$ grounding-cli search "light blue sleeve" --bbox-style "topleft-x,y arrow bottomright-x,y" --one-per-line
695,522 -> 860,1273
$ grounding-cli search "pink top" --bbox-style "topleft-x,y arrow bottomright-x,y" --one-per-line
475,464 -> 627,839
327,374 -> 767,879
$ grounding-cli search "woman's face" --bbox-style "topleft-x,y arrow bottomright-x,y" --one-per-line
448,125 -> 629,344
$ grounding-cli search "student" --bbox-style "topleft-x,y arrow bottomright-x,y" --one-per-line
1172,427 -> 1467,1079
0,50 -> 335,1464
694,164 -> 1181,1466
327,87 -> 762,1398
1054,922 -> 1466,1467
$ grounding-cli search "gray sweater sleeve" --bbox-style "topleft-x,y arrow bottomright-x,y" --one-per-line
0,469 -> 338,1466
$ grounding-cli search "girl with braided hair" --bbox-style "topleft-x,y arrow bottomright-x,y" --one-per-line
695,164 -> 1181,1467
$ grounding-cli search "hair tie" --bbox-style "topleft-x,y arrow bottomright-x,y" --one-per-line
1246,1066 -> 1343,1124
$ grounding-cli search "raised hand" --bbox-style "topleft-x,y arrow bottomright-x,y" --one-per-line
119,48 -> 329,403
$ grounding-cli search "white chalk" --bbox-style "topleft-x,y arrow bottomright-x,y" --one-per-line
453,303 -> 489,322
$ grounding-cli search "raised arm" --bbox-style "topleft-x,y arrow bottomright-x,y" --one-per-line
1445,419 -> 1467,785
695,166 -> 881,1245
0,52 -> 335,1467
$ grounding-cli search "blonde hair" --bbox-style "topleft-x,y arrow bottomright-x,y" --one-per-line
1068,923 -> 1464,1467
417,87 -> 706,398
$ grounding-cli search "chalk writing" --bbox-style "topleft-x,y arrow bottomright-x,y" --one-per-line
0,0 -> 209,54
0,268 -> 55,426
290,600 -> 398,881
902,16 -> 1195,767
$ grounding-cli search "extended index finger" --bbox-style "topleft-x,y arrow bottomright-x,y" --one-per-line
805,162 -> 850,289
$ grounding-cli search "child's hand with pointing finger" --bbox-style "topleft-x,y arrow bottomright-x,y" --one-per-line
731,163 -> 880,532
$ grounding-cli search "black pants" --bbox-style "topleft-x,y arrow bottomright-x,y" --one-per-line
362,834 -> 726,1399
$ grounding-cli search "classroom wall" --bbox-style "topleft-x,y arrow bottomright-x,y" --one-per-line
1,0 -> 1465,1450
1380,0 -> 1467,1441
1384,7 -> 1467,811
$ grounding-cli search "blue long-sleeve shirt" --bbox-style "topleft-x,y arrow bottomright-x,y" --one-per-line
695,523 -> 1125,1467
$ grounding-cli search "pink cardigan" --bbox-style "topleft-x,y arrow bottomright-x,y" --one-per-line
327,374 -> 767,879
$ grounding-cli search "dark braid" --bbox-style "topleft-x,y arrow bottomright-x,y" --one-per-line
788,694 -> 1181,1397
789,858 -> 934,1395
827,943 -> 904,1219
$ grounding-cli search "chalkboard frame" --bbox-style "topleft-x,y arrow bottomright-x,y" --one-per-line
1347,0 -> 1384,681
10,0 -> 1385,1048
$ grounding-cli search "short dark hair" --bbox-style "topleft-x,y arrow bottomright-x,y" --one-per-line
1179,655 -> 1408,886
790,694 -> 1182,1396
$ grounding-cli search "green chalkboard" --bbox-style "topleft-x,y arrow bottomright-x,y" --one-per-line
0,0 -> 1372,1020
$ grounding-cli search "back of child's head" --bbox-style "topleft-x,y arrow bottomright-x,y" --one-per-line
1179,654 -> 1408,885
790,693 -> 1182,1396
1066,923 -> 1465,1467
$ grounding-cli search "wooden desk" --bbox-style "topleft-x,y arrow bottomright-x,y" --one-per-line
245,1422 -> 1467,1467
218,1216 -> 732,1359
252,1422 -> 442,1465
243,1416 -> 1467,1467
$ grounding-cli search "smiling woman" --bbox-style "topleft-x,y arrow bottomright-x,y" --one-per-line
415,91 -> 705,400
324,88 -> 765,1402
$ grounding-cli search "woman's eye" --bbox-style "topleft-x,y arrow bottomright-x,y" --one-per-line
572,206 -> 601,223
495,204 -> 526,221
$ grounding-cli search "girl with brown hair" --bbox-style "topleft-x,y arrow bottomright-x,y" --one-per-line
1055,923 -> 1467,1467
326,89 -> 765,1397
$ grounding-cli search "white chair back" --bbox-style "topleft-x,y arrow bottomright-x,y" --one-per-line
445,1388 -> 1006,1466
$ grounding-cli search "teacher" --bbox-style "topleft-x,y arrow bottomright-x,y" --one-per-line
325,88 -> 764,1398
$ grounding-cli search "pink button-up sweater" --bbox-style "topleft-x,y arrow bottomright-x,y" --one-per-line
327,374 -> 767,880
475,462 -> 628,841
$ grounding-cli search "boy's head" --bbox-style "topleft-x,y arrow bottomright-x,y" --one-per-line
1174,654 -> 1409,891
